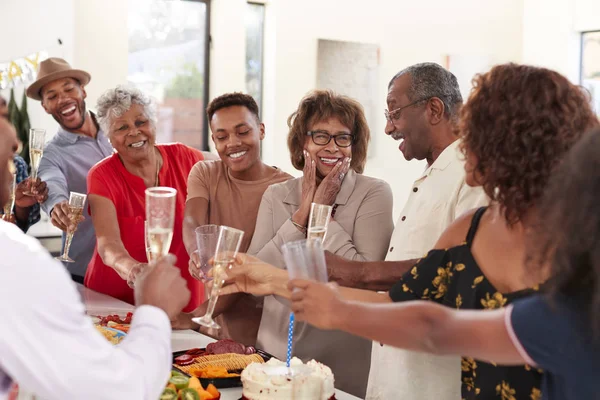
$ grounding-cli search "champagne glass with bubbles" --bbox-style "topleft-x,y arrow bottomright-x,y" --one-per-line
307,203 -> 333,242
23,129 -> 45,196
193,225 -> 244,330
145,187 -> 176,262
55,192 -> 87,262
3,171 -> 16,221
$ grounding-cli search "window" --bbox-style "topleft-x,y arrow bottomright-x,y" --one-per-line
581,31 -> 600,115
128,0 -> 210,150
245,2 -> 265,113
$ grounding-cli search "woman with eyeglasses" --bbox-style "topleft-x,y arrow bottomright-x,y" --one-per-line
244,90 -> 394,397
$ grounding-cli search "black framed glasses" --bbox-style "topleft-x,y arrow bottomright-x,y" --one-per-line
384,96 -> 433,123
307,130 -> 354,148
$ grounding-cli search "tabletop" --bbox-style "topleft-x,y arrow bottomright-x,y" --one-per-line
76,284 -> 361,400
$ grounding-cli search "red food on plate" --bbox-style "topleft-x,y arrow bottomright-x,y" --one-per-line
174,354 -> 195,366
185,348 -> 206,356
206,339 -> 246,355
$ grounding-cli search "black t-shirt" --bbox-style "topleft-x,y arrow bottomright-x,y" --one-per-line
510,295 -> 600,400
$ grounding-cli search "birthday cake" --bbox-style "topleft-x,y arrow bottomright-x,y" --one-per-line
241,357 -> 335,400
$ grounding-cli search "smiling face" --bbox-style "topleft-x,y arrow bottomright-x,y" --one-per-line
107,103 -> 155,163
304,117 -> 353,180
210,105 -> 265,173
385,74 -> 432,161
41,78 -> 87,131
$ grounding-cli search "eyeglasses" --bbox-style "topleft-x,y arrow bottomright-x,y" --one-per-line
384,96 -> 433,123
307,130 -> 354,148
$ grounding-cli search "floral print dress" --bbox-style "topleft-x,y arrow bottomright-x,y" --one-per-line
389,207 -> 543,400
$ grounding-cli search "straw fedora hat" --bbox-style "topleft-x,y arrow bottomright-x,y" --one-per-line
26,58 -> 91,101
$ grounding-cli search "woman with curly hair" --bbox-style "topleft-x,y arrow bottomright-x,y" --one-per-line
218,64 -> 598,399
289,128 -> 600,400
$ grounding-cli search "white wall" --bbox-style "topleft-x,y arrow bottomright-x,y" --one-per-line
0,0 -> 74,136
522,0 -> 600,83
1,0 -> 526,223
73,0 -> 129,112
264,0 -> 524,219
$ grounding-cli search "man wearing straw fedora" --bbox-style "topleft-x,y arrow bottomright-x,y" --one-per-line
27,58 -> 113,281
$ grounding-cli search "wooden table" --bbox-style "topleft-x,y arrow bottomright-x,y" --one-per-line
77,284 -> 361,400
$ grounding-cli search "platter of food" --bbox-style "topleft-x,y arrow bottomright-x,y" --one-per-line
94,325 -> 126,345
172,339 -> 273,389
162,370 -> 221,400
91,312 -> 132,333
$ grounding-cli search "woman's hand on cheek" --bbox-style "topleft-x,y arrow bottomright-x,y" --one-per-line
313,157 -> 351,206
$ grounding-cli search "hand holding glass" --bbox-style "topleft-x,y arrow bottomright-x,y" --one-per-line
145,187 -> 177,262
282,238 -> 328,283
192,226 -> 244,330
194,224 -> 219,281
3,172 -> 16,220
55,192 -> 86,263
23,129 -> 45,196
307,203 -> 333,241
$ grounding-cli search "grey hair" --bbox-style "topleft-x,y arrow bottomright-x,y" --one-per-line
96,85 -> 157,134
389,62 -> 463,121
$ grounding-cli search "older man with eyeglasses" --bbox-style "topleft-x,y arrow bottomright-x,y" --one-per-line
324,63 -> 488,400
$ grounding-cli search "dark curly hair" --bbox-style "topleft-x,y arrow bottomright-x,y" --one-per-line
459,63 -> 599,224
527,128 -> 600,340
287,90 -> 370,174
206,92 -> 260,123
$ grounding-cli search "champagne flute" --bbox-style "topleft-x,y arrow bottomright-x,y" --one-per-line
281,238 -> 328,366
55,192 -> 86,263
307,203 -> 333,241
2,171 -> 16,220
23,129 -> 45,196
144,221 -> 156,262
194,224 -> 219,281
192,225 -> 244,329
145,187 -> 177,262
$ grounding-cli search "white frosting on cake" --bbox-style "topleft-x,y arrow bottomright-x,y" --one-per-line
241,357 -> 335,400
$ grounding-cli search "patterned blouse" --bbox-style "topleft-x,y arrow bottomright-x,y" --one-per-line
389,207 -> 543,400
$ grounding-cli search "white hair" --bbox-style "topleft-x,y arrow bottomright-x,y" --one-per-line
96,85 -> 157,134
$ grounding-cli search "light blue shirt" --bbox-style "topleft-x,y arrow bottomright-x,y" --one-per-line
38,112 -> 113,277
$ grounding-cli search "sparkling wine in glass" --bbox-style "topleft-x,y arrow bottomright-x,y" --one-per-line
55,192 -> 86,263
307,203 -> 332,242
23,129 -> 45,196
145,187 -> 176,262
192,225 -> 244,330
3,171 -> 16,220
194,224 -> 219,281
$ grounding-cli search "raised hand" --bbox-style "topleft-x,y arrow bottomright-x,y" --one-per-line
51,200 -> 84,232
127,262 -> 148,288
15,178 -> 48,208
134,254 -> 191,320
313,157 -> 351,206
188,250 -> 203,281
217,253 -> 288,297
289,279 -> 344,330
1,213 -> 16,224
292,150 -> 318,228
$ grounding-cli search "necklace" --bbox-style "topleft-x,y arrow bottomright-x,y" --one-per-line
154,150 -> 160,187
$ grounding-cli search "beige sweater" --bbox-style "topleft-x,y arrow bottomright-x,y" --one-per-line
248,170 -> 394,398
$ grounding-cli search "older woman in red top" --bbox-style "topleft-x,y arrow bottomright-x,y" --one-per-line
85,86 -> 214,312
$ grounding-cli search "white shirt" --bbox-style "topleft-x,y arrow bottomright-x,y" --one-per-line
366,140 -> 488,400
0,221 -> 172,400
